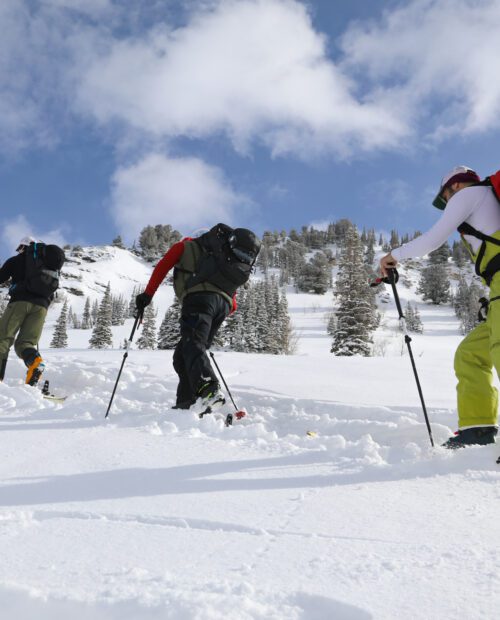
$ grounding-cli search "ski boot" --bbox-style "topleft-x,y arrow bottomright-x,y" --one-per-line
25,356 -> 45,387
197,382 -> 226,418
442,426 -> 498,450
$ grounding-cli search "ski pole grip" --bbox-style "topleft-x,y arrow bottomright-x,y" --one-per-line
370,269 -> 399,287
386,268 -> 399,285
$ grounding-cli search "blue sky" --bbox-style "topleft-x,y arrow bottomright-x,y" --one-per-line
1,0 -> 499,251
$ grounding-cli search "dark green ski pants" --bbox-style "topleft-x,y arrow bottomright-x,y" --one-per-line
0,301 -> 47,367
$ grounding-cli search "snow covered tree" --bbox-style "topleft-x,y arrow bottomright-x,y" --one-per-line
296,252 -> 331,294
111,294 -> 127,326
454,276 -> 486,334
331,225 -> 377,356
429,242 -> 451,264
139,225 -> 181,261
452,241 -> 469,268
364,235 -> 375,267
89,284 -> 113,349
112,235 -> 125,249
91,299 -> 99,323
128,284 -> 143,318
81,297 -> 93,329
417,263 -> 450,304
225,278 -> 293,354
157,299 -> 181,349
50,300 -> 69,348
390,229 -> 400,249
136,303 -> 157,349
404,301 -> 423,333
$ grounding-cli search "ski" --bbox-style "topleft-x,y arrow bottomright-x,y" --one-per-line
41,380 -> 67,403
43,393 -> 67,403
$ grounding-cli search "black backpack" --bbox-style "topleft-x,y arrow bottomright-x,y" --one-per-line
24,242 -> 66,298
186,224 -> 260,297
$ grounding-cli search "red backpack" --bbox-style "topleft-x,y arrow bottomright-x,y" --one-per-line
483,170 -> 500,201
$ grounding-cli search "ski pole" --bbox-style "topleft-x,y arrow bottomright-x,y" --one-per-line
371,269 -> 434,447
105,312 -> 143,419
209,351 -> 246,425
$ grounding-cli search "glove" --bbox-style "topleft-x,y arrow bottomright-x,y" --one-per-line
135,292 -> 152,313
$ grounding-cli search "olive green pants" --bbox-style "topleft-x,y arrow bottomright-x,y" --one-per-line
0,301 -> 47,366
454,276 -> 500,428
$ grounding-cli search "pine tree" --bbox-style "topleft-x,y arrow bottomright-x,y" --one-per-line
454,276 -> 486,334
129,284 -> 143,318
157,299 -> 181,349
296,252 -> 331,294
390,229 -> 400,249
452,241 -> 469,268
417,263 -> 450,304
364,236 -> 375,267
50,300 -> 69,348
81,297 -> 93,329
111,294 -> 127,326
404,301 -> 423,333
331,225 -> 377,356
225,278 -> 293,354
112,235 -> 125,249
89,284 -> 113,349
276,285 -> 294,354
224,287 -> 246,351
429,242 -> 451,264
91,299 -> 99,323
136,303 -> 157,349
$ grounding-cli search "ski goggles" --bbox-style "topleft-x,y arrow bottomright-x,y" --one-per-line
231,246 -> 256,265
432,166 -> 480,210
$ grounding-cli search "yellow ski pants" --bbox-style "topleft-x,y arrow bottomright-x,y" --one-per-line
454,275 -> 500,428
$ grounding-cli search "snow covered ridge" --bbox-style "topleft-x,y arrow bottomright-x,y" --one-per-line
60,245 -> 152,306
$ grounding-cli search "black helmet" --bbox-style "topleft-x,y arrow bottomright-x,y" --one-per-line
228,228 -> 261,265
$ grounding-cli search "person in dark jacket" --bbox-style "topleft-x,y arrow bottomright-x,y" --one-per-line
136,224 -> 261,412
0,237 -> 50,385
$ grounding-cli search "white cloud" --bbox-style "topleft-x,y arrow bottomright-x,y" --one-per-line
2,215 -> 69,252
110,153 -> 249,240
42,0 -> 113,14
3,0 -> 500,162
340,0 -> 500,139
76,0 -> 407,159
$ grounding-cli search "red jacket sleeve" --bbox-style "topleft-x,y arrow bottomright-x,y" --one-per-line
144,241 -> 186,297
230,293 -> 237,314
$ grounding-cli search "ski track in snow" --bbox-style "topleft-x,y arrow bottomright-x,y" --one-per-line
1,351 -> 500,619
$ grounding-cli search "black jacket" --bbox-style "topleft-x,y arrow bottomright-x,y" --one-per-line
0,253 -> 52,309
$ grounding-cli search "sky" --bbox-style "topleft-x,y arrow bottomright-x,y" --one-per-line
1,0 -> 500,251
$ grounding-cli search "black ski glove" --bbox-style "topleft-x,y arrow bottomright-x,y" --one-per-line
136,292 -> 152,313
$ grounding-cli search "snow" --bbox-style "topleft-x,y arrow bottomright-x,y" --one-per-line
1,253 -> 499,619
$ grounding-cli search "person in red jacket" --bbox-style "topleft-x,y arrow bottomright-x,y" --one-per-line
136,224 -> 260,412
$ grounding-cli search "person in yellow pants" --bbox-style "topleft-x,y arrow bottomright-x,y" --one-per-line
381,166 -> 500,449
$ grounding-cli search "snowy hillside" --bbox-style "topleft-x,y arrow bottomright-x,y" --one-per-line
1,245 -> 499,619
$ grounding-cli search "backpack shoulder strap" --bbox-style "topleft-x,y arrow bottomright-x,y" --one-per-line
457,222 -> 500,246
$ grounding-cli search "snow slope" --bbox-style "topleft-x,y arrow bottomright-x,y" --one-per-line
0,250 -> 499,619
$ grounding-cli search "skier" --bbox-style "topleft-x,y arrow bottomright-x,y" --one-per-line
0,237 -> 65,386
136,224 -> 261,412
380,166 -> 500,449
